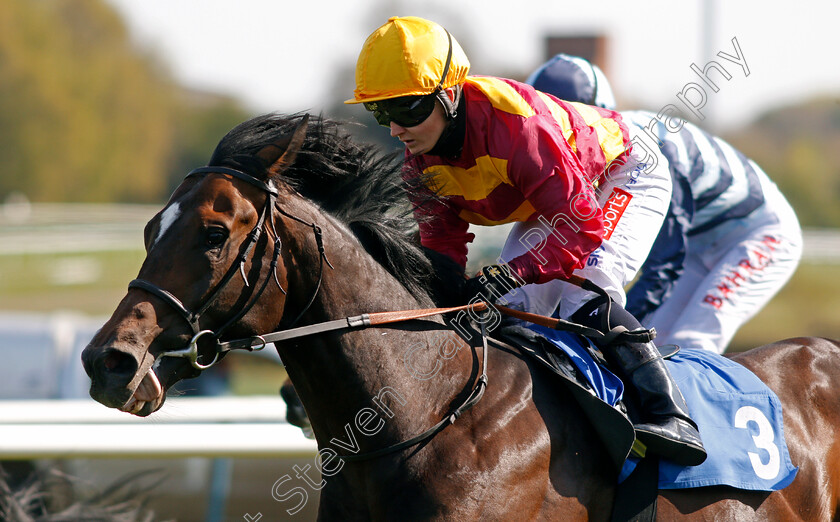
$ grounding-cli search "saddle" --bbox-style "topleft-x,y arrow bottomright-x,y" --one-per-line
492,324 -> 798,521
491,324 -> 638,471
494,325 -> 798,490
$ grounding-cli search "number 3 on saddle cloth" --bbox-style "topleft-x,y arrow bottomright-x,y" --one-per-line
529,325 -> 799,492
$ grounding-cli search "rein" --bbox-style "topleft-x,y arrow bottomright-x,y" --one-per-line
341,320 -> 489,462
126,164 -> 494,463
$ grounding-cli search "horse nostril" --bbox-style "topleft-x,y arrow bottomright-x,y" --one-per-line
101,349 -> 137,376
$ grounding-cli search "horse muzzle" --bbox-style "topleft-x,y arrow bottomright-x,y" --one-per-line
82,343 -> 165,415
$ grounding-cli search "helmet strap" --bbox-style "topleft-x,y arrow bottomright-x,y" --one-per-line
434,29 -> 459,120
428,88 -> 466,158
436,85 -> 461,120
435,30 -> 454,91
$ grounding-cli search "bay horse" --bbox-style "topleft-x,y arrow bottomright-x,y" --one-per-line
82,113 -> 840,520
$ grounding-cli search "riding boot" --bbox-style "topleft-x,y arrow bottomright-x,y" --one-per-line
604,340 -> 707,466
570,296 -> 707,466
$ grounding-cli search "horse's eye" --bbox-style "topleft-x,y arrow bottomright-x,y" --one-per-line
205,227 -> 228,247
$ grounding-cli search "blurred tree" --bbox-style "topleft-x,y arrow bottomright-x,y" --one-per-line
0,0 -> 251,204
167,91 -> 254,197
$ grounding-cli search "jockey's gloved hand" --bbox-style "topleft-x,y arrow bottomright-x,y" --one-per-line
463,264 -> 522,303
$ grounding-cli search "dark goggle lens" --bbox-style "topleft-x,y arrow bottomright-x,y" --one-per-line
364,95 -> 436,127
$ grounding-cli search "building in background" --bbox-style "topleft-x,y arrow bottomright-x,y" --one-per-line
544,35 -> 609,73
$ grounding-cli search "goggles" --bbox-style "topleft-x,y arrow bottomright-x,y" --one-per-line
363,94 -> 438,127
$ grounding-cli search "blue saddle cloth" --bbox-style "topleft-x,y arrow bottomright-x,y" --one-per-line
529,325 -> 798,492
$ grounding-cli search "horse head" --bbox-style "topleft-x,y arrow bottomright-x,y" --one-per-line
81,115 -> 311,415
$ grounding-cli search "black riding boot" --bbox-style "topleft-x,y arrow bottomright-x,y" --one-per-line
606,340 -> 707,466
571,297 -> 707,466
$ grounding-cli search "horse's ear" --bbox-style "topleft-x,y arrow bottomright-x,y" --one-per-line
256,114 -> 310,179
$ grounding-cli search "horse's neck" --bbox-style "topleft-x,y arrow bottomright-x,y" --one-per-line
286,211 -> 433,324
273,208 -> 620,516
277,213 -> 468,448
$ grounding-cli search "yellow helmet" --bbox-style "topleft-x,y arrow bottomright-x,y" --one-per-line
345,16 -> 470,104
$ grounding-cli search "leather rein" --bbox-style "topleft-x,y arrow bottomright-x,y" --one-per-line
127,165 -> 492,462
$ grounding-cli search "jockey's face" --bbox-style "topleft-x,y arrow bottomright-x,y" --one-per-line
389,100 -> 447,155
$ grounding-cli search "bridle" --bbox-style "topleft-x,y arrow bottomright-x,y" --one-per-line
127,164 -> 491,462
128,165 -> 333,370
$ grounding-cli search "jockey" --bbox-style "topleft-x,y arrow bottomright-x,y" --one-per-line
347,17 -> 707,466
527,54 -> 803,354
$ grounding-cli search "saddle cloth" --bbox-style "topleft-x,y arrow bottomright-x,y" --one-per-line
529,325 -> 798,492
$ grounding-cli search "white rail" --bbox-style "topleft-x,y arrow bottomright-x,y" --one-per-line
0,396 -> 318,460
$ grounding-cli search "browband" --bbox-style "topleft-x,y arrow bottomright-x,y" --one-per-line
187,166 -> 278,196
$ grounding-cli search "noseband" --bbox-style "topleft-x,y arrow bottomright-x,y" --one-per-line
126,164 -> 493,463
128,166 -> 332,369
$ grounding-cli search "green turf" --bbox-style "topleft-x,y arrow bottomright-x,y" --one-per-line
0,250 -> 145,315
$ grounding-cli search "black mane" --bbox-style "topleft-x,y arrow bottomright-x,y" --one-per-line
206,113 -> 463,304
